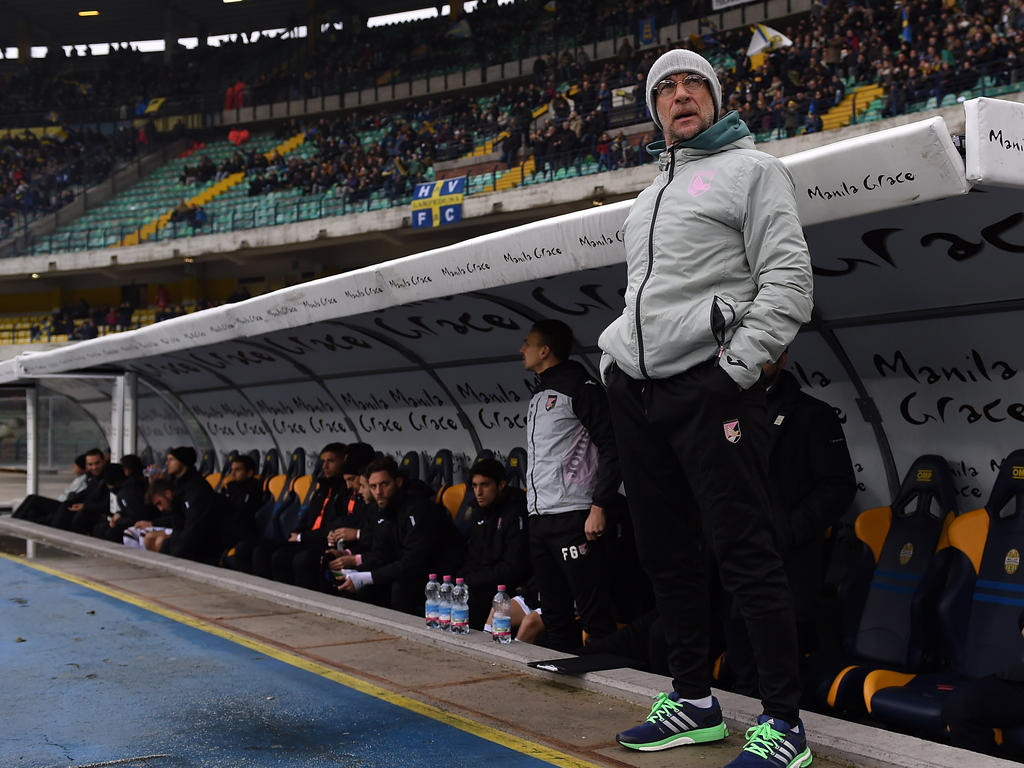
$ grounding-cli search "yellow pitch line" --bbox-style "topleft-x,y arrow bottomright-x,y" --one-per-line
1,553 -> 603,768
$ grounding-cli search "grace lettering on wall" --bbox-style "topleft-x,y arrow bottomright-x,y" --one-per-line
873,348 -> 1023,426
260,332 -> 373,356
373,311 -> 521,341
812,211 -> 1024,277
529,283 -> 621,317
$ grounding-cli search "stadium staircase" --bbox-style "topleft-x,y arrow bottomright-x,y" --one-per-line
115,133 -> 306,247
821,82 -> 887,131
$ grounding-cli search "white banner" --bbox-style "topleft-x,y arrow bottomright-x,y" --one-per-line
964,96 -> 1024,189
785,117 -> 968,227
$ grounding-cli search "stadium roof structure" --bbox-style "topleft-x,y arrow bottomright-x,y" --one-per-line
2,98 -> 1023,510
0,0 -> 435,49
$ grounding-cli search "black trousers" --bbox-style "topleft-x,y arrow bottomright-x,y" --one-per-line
529,509 -> 616,653
13,495 -> 59,523
943,675 -> 1024,757
606,361 -> 802,722
250,539 -> 323,589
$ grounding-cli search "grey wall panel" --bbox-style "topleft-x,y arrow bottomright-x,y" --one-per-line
177,390 -> 278,456
255,324 -> 407,377
807,187 -> 1024,320
321,370 -> 470,456
433,362 -> 533,456
834,310 -> 1024,508
239,380 -> 355,452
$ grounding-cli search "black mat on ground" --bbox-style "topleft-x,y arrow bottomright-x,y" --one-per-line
527,653 -> 638,674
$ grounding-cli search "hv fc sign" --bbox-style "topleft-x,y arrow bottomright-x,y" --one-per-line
411,177 -> 465,229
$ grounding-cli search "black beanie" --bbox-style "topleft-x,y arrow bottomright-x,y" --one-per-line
169,446 -> 197,468
341,442 -> 376,475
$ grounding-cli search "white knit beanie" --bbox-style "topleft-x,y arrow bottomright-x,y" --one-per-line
645,49 -> 723,130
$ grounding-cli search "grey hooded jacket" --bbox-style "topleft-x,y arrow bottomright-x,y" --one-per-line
598,113 -> 813,388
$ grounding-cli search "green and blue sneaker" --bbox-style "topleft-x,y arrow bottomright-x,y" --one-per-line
724,715 -> 813,768
616,692 -> 728,751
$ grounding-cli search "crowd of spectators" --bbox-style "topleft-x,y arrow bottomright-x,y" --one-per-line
2,0 -> 1020,134
49,298 -> 136,340
4,0 -> 1024,247
0,125 -> 150,239
178,0 -> 1024,206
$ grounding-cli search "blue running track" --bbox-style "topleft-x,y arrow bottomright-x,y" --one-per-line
0,556 -> 582,768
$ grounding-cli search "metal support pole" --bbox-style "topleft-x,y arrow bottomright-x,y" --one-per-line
123,372 -> 138,457
110,376 -> 125,462
25,386 -> 38,497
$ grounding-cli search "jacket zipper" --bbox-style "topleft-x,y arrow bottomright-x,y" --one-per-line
635,145 -> 677,379
527,393 -> 540,515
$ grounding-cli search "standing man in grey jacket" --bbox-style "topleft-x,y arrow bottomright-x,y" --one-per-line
600,49 -> 814,768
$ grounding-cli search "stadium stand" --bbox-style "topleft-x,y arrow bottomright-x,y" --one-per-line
1,0 -> 1020,269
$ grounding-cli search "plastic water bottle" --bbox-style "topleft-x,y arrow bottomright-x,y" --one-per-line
437,575 -> 453,631
492,585 -> 511,644
424,573 -> 440,629
450,578 -> 470,635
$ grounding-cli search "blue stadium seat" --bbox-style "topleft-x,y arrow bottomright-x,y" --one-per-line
505,447 -> 528,490
814,455 -> 960,715
865,450 -> 1024,740
400,450 -> 421,482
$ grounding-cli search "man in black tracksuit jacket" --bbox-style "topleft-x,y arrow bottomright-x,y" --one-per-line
50,448 -> 109,533
335,458 -> 465,615
143,449 -> 225,564
460,459 -> 530,629
220,457 -> 264,544
94,457 -> 149,543
245,443 -> 348,587
722,353 -> 856,694
522,319 -> 621,653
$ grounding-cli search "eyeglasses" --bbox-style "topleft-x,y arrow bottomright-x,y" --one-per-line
653,74 -> 708,98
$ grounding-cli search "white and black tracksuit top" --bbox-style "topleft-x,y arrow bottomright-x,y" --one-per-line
525,360 -> 621,516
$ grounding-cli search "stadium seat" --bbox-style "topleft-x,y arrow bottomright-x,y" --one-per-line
865,450 -> 1024,740
260,448 -> 281,488
400,450 -> 421,482
199,449 -> 217,476
814,454 -> 960,714
441,449 -> 496,535
424,449 -> 454,504
254,447 -> 306,539
505,447 -> 527,490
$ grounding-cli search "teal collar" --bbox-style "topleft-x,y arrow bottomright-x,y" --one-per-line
647,111 -> 750,156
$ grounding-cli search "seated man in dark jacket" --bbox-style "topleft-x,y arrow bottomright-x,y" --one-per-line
323,443 -> 379,557
94,455 -> 148,542
219,453 -> 265,561
248,442 -> 355,588
13,453 -> 87,523
459,458 -> 530,629
49,447 -> 109,532
139,446 -> 225,563
334,457 -> 465,615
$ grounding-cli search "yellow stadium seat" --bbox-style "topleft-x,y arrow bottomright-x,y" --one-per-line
291,474 -> 314,504
265,473 -> 290,502
441,483 -> 466,520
